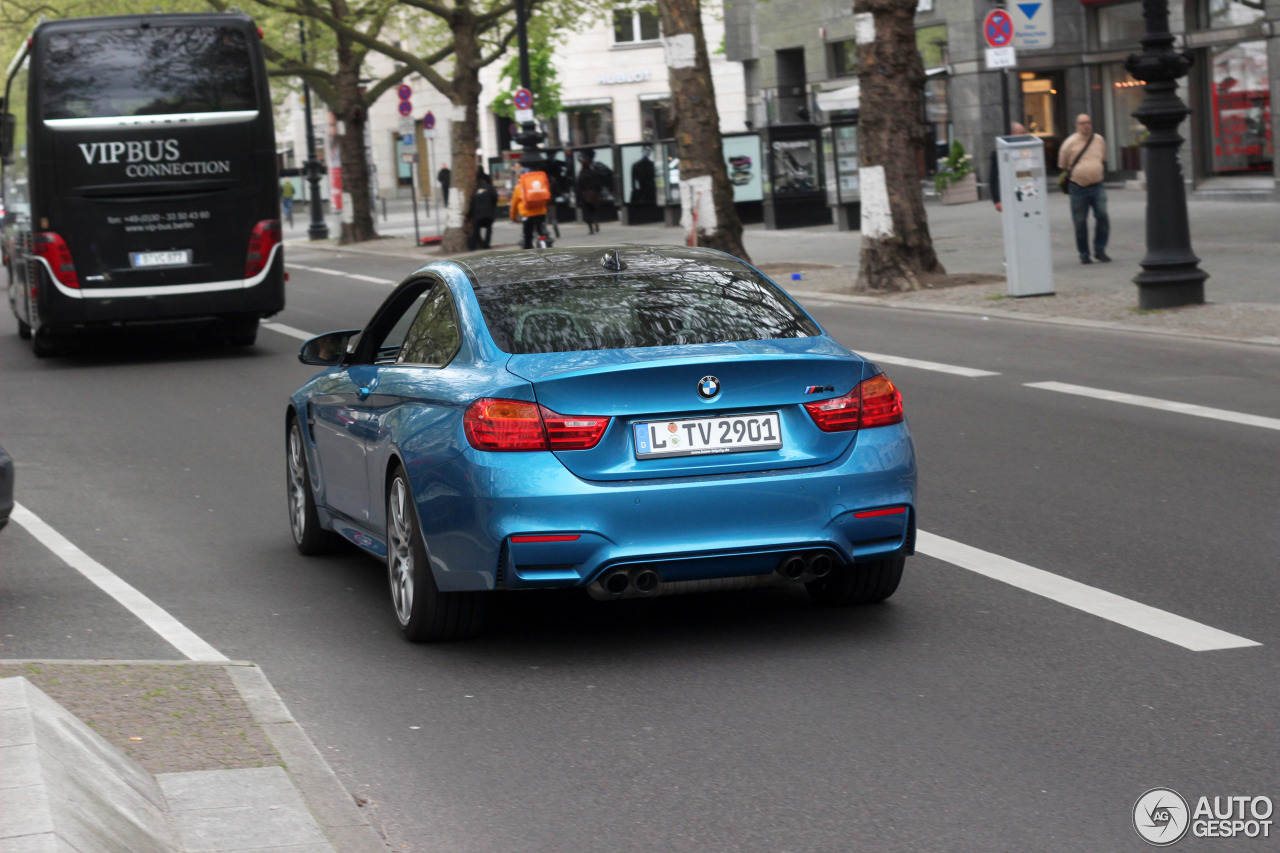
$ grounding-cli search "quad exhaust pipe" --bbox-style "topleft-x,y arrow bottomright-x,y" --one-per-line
587,551 -> 840,600
775,550 -> 836,582
592,565 -> 663,600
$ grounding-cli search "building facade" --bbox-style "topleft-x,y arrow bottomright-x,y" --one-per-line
279,0 -> 1278,222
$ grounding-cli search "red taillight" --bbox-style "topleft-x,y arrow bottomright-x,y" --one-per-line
804,373 -> 904,432
541,409 -> 610,450
245,219 -> 281,278
33,232 -> 79,288
464,398 -> 610,451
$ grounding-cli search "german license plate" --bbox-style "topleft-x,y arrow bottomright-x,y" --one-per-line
130,250 -> 191,268
634,412 -> 782,459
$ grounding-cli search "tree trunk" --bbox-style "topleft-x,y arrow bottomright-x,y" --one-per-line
333,40 -> 378,244
854,0 -> 943,291
441,9 -> 481,254
656,0 -> 749,262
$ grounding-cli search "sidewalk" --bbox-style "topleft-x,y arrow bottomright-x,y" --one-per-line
1,660 -> 389,852
288,189 -> 1280,347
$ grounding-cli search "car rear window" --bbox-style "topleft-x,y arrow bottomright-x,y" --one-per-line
40,25 -> 257,120
472,268 -> 821,354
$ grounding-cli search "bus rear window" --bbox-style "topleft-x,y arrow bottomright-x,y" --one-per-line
40,26 -> 257,120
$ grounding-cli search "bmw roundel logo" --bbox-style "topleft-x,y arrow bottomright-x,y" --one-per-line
698,376 -> 720,399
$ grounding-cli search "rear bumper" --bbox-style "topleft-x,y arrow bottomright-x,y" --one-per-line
411,422 -> 917,592
33,247 -> 284,331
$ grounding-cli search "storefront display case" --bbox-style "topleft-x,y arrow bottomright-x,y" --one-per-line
565,145 -> 620,223
653,133 -> 765,227
761,125 -> 833,229
618,142 -> 665,225
821,122 -> 859,231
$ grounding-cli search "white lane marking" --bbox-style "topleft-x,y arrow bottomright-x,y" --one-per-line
10,503 -> 228,662
856,351 -> 1000,378
916,530 -> 1260,652
263,321 -> 316,341
1026,381 -> 1280,432
289,263 -> 395,285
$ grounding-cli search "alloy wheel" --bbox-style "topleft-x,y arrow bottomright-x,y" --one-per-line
287,423 -> 309,544
388,477 -> 415,626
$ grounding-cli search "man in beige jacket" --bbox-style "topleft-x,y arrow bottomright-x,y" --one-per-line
1058,114 -> 1110,264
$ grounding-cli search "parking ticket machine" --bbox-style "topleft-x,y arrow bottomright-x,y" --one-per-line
996,135 -> 1054,297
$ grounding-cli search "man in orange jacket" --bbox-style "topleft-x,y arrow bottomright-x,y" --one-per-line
509,167 -> 551,250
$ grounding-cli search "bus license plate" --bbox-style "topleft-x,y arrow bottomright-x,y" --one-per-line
131,250 -> 191,268
633,412 -> 782,459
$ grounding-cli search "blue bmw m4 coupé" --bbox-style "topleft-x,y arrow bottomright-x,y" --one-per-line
286,246 -> 917,641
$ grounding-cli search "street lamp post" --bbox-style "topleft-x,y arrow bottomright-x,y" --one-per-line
1124,0 -> 1206,309
299,21 -> 329,241
513,0 -> 545,171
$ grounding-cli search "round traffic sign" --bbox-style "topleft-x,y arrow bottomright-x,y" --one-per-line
983,10 -> 1013,48
397,84 -> 412,101
397,100 -> 412,117
513,87 -> 533,111
422,111 -> 435,129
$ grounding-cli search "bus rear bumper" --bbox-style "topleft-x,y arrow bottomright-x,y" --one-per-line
34,252 -> 285,331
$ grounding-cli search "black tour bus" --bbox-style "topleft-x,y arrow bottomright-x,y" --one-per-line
2,12 -> 283,355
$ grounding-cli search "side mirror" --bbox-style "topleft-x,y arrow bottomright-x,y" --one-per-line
299,329 -> 360,366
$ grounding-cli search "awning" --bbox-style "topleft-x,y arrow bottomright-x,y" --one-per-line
815,83 -> 859,113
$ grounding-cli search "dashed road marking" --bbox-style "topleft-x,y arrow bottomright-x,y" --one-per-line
289,263 -> 395,285
917,530 -> 1260,652
1026,381 -> 1280,431
856,351 -> 1000,378
263,322 -> 316,341
10,504 -> 228,662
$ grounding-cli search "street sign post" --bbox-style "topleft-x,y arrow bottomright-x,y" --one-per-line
983,9 -> 1014,48
983,9 -> 1018,134
513,88 -> 535,125
985,47 -> 1017,69
1011,0 -> 1054,50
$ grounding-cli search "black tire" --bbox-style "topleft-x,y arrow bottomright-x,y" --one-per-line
805,555 -> 905,606
17,318 -> 32,340
31,328 -> 58,358
386,465 -> 488,642
223,316 -> 259,347
286,417 -> 341,555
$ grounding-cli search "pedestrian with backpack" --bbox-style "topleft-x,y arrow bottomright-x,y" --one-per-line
509,166 -> 553,250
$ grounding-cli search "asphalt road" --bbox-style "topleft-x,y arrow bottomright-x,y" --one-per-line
2,247 -> 1278,852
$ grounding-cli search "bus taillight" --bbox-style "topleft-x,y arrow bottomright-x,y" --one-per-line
33,232 -> 79,289
245,220 -> 281,278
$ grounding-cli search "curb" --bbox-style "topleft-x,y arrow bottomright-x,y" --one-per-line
284,238 -> 1279,349
787,288 -> 1280,349
0,660 -> 389,853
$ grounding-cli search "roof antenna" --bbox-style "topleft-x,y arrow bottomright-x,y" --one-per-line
601,249 -> 626,271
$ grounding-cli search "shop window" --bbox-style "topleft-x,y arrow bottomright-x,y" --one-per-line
614,6 -> 660,45
1202,0 -> 1266,29
829,40 -> 857,78
1101,64 -> 1147,173
1095,2 -> 1145,50
1208,40 -> 1272,175
565,104 -> 614,146
1019,71 -> 1066,168
640,98 -> 671,141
